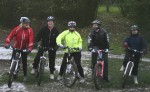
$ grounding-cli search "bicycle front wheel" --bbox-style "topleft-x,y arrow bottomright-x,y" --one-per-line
8,61 -> 16,88
93,64 -> 103,90
63,59 -> 77,87
122,62 -> 132,88
37,60 -> 45,86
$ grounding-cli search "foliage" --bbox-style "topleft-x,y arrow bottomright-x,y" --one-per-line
118,0 -> 150,42
0,0 -> 99,28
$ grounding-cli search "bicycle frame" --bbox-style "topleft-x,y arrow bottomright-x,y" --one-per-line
10,51 -> 21,74
124,48 -> 143,76
95,50 -> 105,78
122,48 -> 143,88
124,61 -> 134,76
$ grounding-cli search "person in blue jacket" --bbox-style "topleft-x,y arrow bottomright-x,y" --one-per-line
121,25 -> 147,84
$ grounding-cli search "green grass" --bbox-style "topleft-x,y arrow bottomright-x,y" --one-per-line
1,58 -> 150,89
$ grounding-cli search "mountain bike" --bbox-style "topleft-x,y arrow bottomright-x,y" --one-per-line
92,49 -> 109,90
36,46 -> 51,86
122,48 -> 143,88
63,47 -> 80,88
7,46 -> 27,88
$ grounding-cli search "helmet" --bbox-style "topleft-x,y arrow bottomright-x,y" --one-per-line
20,17 -> 30,24
68,21 -> 76,27
130,25 -> 139,31
92,20 -> 101,25
47,16 -> 54,21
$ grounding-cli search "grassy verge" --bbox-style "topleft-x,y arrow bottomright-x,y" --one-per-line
1,58 -> 150,89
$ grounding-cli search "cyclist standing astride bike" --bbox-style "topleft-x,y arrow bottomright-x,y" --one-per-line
5,17 -> 34,81
31,16 -> 59,80
88,20 -> 109,82
56,21 -> 85,83
121,25 -> 147,84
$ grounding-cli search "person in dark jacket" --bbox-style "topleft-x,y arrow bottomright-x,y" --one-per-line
88,20 -> 109,81
31,16 -> 59,80
121,25 -> 147,84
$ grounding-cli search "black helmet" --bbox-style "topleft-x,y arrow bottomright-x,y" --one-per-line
47,16 -> 54,21
130,25 -> 139,31
20,17 -> 30,24
68,21 -> 76,27
92,20 -> 101,25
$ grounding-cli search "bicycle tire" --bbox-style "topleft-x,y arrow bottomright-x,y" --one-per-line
93,64 -> 103,90
37,59 -> 45,86
63,58 -> 77,87
122,62 -> 133,88
8,61 -> 17,88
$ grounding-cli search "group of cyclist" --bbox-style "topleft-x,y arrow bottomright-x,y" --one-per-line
4,16 -> 147,84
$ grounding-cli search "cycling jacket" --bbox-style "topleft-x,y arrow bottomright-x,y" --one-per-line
88,28 -> 109,50
35,26 -> 59,49
56,30 -> 82,52
5,25 -> 34,51
124,34 -> 147,51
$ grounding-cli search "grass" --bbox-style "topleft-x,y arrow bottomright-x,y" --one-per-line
1,58 -> 150,89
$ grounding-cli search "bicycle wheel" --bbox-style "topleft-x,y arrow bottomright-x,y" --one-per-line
37,60 -> 45,86
8,61 -> 17,88
93,64 -> 103,90
63,58 -> 77,87
122,62 -> 132,88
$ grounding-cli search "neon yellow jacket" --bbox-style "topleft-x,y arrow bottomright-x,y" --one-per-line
56,30 -> 82,52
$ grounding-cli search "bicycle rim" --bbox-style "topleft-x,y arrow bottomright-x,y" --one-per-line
37,60 -> 45,86
94,64 -> 103,90
8,61 -> 16,88
63,60 -> 77,87
122,62 -> 132,88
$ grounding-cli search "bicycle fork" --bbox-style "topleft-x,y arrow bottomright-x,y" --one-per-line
96,61 -> 104,78
124,61 -> 134,76
9,60 -> 19,75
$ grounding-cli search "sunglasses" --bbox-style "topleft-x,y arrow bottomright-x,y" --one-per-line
69,26 -> 75,28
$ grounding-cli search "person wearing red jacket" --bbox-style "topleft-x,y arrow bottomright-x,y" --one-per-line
4,17 -> 34,81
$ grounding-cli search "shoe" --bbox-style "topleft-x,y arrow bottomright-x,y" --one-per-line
133,76 -> 138,84
120,65 -> 124,71
80,77 -> 85,83
50,74 -> 54,80
31,68 -> 36,74
23,76 -> 27,82
57,75 -> 63,80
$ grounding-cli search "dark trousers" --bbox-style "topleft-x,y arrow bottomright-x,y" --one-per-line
59,52 -> 84,77
11,50 -> 27,76
33,48 -> 56,74
92,52 -> 108,78
123,51 -> 141,76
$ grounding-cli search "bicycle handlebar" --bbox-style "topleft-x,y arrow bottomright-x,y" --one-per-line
38,45 -> 54,51
9,46 -> 27,53
92,49 -> 112,53
127,48 -> 143,54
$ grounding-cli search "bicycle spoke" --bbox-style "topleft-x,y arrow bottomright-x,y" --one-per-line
63,61 -> 77,87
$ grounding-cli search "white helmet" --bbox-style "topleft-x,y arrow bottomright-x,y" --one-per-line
20,17 -> 30,23
68,21 -> 76,27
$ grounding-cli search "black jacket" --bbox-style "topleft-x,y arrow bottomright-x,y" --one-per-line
35,26 -> 59,48
88,28 -> 109,49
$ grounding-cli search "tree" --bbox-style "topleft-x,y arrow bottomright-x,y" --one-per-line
0,0 -> 100,28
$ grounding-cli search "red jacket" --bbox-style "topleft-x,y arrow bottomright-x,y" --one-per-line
5,25 -> 34,51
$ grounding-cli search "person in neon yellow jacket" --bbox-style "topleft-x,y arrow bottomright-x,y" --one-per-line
56,21 -> 85,83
